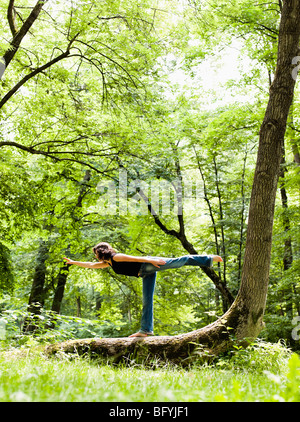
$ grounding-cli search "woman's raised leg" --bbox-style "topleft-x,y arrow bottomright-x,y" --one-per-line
139,254 -> 217,276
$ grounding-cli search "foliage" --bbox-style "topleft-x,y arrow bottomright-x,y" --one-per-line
215,339 -> 292,373
0,304 -> 126,348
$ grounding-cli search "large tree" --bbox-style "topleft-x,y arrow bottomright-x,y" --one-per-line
46,0 -> 300,362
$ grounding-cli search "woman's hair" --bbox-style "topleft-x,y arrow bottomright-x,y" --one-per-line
93,242 -> 116,261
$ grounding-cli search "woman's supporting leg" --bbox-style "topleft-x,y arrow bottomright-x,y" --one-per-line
129,272 -> 157,337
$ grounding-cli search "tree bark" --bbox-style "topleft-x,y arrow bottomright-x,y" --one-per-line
45,0 -> 300,362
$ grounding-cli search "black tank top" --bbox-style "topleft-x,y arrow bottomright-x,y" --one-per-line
109,253 -> 142,277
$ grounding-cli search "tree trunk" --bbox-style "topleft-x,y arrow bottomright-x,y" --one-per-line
45,1 -> 300,362
50,170 -> 91,315
51,264 -> 70,314
279,148 -> 294,314
76,289 -> 82,318
23,240 -> 49,332
232,0 -> 300,340
95,291 -> 102,314
193,147 -> 232,312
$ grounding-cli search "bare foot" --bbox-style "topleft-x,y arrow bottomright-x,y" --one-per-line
213,255 -> 223,262
129,332 -> 148,338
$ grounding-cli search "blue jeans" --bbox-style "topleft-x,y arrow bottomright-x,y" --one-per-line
138,255 -> 213,334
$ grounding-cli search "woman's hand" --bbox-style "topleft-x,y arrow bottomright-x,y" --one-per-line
149,258 -> 166,267
64,257 -> 74,265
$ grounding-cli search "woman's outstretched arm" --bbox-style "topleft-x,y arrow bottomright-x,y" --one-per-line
63,257 -> 110,269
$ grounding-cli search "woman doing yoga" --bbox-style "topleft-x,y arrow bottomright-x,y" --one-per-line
64,242 -> 223,337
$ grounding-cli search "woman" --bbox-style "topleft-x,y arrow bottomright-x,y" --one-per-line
64,242 -> 223,337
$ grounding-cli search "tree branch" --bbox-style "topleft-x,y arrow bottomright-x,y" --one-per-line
0,140 -> 117,177
0,36 -> 78,109
193,146 -> 220,257
75,39 -> 140,88
3,0 -> 48,70
212,156 -> 226,283
7,0 -> 18,36
137,187 -> 235,306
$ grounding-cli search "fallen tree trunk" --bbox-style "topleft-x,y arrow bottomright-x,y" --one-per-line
45,1 -> 300,364
44,334 -> 219,365
44,300 -> 247,364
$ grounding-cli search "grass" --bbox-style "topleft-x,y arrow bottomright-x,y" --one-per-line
0,340 -> 299,402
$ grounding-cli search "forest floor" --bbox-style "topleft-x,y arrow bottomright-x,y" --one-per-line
0,340 -> 299,402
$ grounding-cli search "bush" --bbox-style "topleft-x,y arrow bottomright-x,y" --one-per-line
214,339 -> 292,373
0,307 -> 124,349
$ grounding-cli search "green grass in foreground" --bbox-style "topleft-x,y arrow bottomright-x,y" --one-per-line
0,340 -> 299,402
